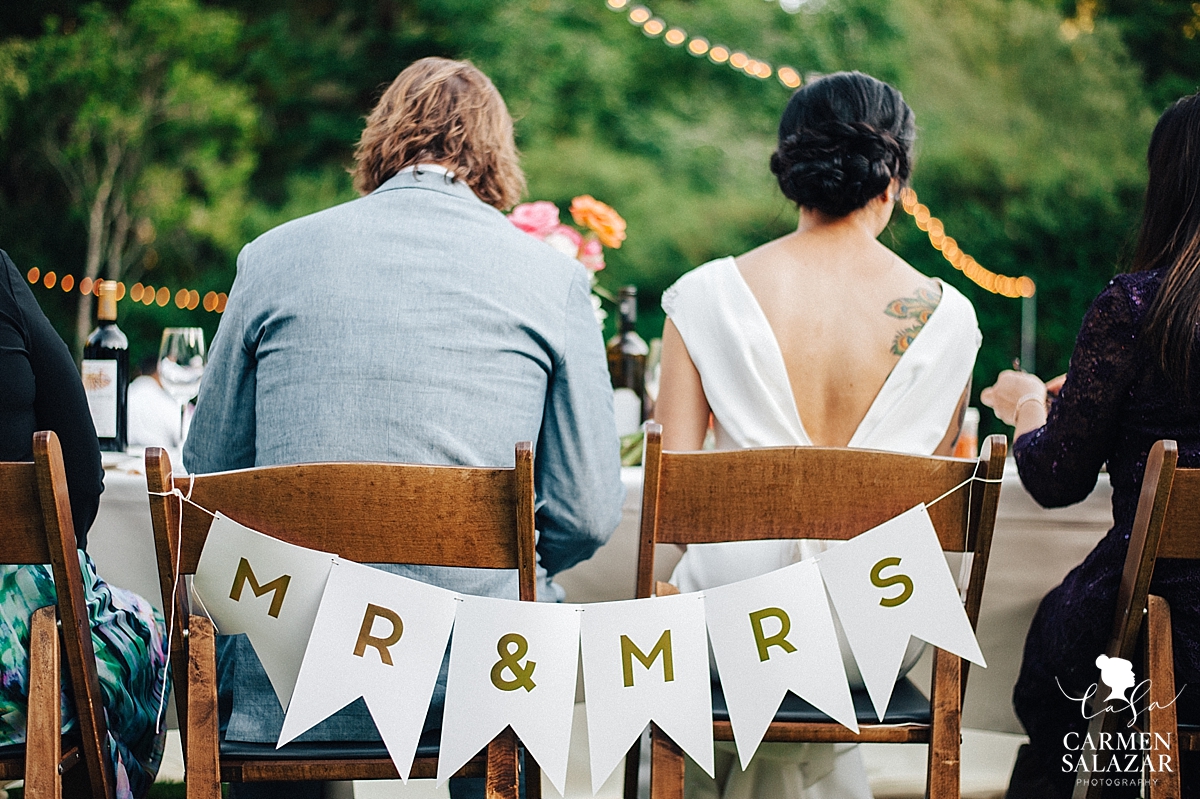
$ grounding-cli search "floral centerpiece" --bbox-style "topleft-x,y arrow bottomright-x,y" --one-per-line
508,195 -> 626,324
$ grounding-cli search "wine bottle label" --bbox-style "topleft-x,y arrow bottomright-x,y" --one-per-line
81,359 -> 119,438
613,387 -> 642,438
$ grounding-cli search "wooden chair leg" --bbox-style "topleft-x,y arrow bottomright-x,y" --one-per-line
24,606 -> 62,799
485,727 -> 520,799
926,648 -> 962,799
185,615 -> 221,799
1146,596 -> 1181,799
649,723 -> 684,799
623,737 -> 641,799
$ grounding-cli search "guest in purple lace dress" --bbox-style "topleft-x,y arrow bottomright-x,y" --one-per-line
982,93 -> 1200,798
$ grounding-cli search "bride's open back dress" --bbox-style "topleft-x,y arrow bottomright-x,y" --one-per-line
662,256 -> 981,799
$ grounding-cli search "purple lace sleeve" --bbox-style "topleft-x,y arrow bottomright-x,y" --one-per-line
1014,279 -> 1140,507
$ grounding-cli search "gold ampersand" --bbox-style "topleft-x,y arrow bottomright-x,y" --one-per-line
490,633 -> 537,692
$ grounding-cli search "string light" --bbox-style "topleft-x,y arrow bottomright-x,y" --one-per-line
900,188 -> 1036,298
604,1 -> 1031,298
607,0 -> 797,86
23,13 -> 1030,315
25,269 -> 227,312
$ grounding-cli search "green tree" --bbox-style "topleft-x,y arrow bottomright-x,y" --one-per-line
1061,0 -> 1200,108
0,0 -> 1163,409
0,0 -> 258,352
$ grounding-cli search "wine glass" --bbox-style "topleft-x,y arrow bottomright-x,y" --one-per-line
158,328 -> 207,441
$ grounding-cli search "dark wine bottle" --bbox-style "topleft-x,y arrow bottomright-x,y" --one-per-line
606,285 -> 649,437
82,280 -> 129,452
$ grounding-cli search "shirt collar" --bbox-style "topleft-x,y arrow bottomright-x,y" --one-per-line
372,163 -> 479,202
397,163 -> 455,180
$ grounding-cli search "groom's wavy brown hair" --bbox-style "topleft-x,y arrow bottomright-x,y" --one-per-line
352,58 -> 526,209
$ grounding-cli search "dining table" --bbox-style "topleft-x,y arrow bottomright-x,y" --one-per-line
89,453 -> 1112,736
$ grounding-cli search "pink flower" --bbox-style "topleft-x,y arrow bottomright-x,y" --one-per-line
578,236 -> 605,272
508,201 -> 561,238
543,224 -> 583,259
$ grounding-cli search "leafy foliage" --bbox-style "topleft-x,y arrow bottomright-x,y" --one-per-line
1,0 -> 1196,436
0,0 -> 257,353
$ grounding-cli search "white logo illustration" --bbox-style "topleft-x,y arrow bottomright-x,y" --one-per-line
1096,654 -> 1136,706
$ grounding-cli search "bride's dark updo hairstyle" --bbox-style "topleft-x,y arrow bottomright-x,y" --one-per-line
770,71 -> 915,217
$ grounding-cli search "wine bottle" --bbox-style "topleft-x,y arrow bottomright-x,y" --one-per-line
606,285 -> 649,437
82,280 -> 129,452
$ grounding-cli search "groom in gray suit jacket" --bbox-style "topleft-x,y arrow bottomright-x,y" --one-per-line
184,57 -> 624,796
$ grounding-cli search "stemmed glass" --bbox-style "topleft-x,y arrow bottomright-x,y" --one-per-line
158,327 -> 207,442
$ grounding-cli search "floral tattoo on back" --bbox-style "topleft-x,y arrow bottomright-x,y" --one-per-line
885,286 -> 941,355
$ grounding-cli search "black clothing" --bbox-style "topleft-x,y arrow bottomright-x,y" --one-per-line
0,249 -> 103,546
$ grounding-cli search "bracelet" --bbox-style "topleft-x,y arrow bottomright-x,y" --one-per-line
1015,392 -> 1047,418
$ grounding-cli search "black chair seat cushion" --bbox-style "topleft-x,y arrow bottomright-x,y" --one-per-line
219,728 -> 441,760
711,677 -> 931,726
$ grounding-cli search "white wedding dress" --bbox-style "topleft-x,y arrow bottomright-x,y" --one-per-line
662,257 -> 981,799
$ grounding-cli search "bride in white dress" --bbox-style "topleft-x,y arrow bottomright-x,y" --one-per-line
654,72 -> 981,799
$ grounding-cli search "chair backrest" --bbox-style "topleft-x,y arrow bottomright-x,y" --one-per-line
1103,439 -> 1200,662
1074,441 -> 1197,799
0,431 -> 113,799
636,422 -> 1008,635
1153,457 -> 1200,561
145,444 -> 538,738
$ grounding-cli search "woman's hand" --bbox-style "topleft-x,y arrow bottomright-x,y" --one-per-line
981,370 -> 1048,429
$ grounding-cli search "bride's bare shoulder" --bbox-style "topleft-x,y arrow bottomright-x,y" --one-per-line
882,247 -> 940,295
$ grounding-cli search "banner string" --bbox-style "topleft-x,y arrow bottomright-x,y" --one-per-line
924,473 -> 1001,509
923,472 -> 1003,603
190,582 -> 220,636
142,469 -> 997,739
144,472 -> 1003,625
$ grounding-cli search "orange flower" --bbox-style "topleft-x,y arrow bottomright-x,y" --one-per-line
569,195 -> 626,249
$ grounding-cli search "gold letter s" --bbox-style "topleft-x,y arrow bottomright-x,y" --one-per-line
870,557 -> 914,608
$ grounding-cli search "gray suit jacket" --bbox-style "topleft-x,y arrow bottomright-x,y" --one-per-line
184,168 -> 624,741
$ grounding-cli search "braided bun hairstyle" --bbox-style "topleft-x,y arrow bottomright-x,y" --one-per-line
770,72 -> 915,217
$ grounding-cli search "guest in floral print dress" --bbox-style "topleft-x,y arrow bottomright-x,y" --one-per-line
0,248 -> 170,799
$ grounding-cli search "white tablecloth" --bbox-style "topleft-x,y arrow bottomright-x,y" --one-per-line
88,458 -> 1111,735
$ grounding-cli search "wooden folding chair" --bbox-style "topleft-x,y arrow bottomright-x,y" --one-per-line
0,431 -> 115,799
1072,440 -> 1200,799
145,444 -> 541,799
627,422 -> 1007,799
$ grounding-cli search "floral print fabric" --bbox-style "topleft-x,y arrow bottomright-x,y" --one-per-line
0,551 -> 169,799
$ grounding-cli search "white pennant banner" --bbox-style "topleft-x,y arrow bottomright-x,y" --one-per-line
704,559 -> 858,768
438,596 -> 581,793
817,504 -> 986,720
279,559 -> 458,780
579,593 -> 713,794
187,499 -> 990,787
192,513 -> 335,709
